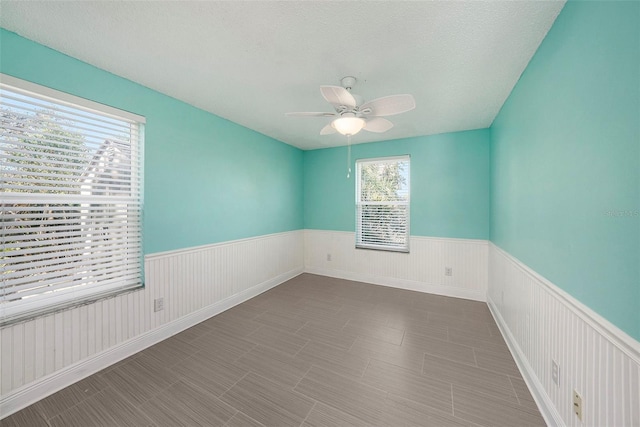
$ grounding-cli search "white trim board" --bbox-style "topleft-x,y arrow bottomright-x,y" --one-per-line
304,229 -> 489,302
305,266 -> 485,302
488,243 -> 639,427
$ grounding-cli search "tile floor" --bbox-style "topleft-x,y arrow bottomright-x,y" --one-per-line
1,274 -> 545,426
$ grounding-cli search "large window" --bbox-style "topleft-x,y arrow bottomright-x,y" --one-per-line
0,74 -> 145,325
356,156 -> 410,252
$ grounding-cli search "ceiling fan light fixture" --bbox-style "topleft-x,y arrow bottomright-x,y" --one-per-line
331,116 -> 365,136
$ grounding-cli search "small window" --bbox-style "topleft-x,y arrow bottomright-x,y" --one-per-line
356,156 -> 410,252
1,74 -> 145,325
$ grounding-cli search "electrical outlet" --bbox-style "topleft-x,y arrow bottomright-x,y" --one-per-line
573,390 -> 583,421
154,298 -> 164,312
552,359 -> 560,386
326,253 -> 332,261
445,267 -> 452,276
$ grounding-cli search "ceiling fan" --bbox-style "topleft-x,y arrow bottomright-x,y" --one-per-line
286,76 -> 416,136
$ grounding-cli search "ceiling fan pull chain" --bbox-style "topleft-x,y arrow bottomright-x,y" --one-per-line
347,134 -> 352,179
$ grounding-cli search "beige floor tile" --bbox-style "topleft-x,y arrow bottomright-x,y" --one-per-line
448,327 -> 511,354
302,401 -> 371,427
233,344 -> 311,387
452,385 -> 546,427
296,310 -> 352,330
225,410 -> 266,427
48,387 -> 153,427
382,393 -> 474,427
192,327 -> 256,359
348,335 -> 425,372
384,306 -> 427,326
428,312 -> 492,335
99,356 -> 178,406
336,304 -> 389,325
510,376 -> 540,411
342,319 -> 405,345
361,359 -> 453,412
221,372 -> 314,427
138,380 -> 236,426
32,374 -> 108,420
403,321 -> 449,341
296,322 -> 358,351
295,295 -> 344,314
247,325 -> 309,355
294,365 -> 389,425
474,347 -> 522,377
423,352 -> 518,404
296,340 -> 370,378
403,332 -> 477,366
0,405 -> 49,427
253,310 -> 308,333
172,350 -> 248,396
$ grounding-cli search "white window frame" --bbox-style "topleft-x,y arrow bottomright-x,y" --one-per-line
355,155 -> 410,252
1,74 -> 145,325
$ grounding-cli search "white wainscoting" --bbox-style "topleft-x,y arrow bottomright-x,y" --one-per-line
488,243 -> 640,427
0,230 -> 304,419
304,229 -> 488,301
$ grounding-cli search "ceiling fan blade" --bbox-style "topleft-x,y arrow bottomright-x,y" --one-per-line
360,94 -> 415,117
363,117 -> 394,133
285,112 -> 336,117
320,123 -> 337,135
320,86 -> 357,109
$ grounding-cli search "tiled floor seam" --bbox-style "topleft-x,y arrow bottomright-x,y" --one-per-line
452,381 -> 530,411
297,400 -> 317,427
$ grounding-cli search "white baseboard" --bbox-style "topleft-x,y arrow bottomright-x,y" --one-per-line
304,230 -> 488,302
0,267 -> 302,419
487,295 -> 563,427
305,266 -> 486,301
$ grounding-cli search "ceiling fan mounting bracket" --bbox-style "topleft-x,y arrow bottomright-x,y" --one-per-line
340,76 -> 357,90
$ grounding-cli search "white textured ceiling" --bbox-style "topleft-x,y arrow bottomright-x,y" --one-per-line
0,1 -> 565,150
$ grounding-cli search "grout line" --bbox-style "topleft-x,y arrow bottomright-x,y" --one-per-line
294,320 -> 309,334
450,384 -> 455,416
293,365 -> 314,390
293,340 -> 311,358
222,371 -> 250,397
360,358 -> 372,379
298,400 -> 318,427
507,375 -> 523,406
222,408 -> 241,427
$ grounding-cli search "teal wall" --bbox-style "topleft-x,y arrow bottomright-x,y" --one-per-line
0,29 -> 304,255
491,1 -> 640,339
3,0 -> 638,341
304,129 -> 491,239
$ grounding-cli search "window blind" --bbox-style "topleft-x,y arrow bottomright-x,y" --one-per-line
356,156 -> 410,252
1,74 -> 145,324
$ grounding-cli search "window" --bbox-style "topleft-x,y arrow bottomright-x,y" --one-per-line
356,156 -> 410,252
1,74 -> 145,325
